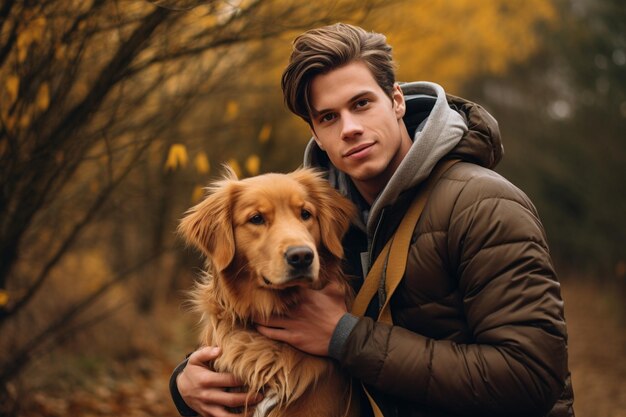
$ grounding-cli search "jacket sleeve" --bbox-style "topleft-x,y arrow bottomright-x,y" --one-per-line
170,358 -> 199,416
337,173 -> 568,415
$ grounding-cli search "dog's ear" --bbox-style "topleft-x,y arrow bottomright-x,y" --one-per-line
178,174 -> 239,272
318,189 -> 356,259
291,169 -> 356,259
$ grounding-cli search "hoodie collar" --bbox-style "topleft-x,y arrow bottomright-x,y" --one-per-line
304,81 -> 500,237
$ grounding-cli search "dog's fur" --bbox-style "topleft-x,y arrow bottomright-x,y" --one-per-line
179,168 -> 359,417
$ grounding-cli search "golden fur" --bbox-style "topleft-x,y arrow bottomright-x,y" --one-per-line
179,168 -> 359,417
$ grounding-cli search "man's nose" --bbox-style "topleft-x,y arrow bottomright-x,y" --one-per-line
341,113 -> 363,140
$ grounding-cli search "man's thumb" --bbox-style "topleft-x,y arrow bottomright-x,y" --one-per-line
189,346 -> 221,364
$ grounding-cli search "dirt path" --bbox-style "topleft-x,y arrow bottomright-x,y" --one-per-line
562,279 -> 626,417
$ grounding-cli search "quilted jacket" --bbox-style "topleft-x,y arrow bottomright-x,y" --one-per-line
303,83 -> 575,417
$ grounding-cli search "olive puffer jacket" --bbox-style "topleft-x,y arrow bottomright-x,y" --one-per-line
305,85 -> 574,417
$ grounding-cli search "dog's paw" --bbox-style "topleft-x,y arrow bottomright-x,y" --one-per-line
253,393 -> 279,417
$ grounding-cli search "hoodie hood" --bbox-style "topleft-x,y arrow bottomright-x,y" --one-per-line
304,81 -> 502,236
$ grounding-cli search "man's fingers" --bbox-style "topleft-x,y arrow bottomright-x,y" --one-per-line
204,371 -> 247,388
256,324 -> 289,342
186,346 -> 247,388
202,390 -> 263,408
188,346 -> 221,364
196,391 -> 262,417
254,314 -> 289,327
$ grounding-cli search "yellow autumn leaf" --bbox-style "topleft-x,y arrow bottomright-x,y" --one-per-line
19,113 -> 31,128
196,10 -> 216,28
225,100 -> 239,121
54,44 -> 67,61
18,28 -> 32,45
164,143 -> 188,171
6,75 -> 19,103
18,47 -> 28,63
37,83 -> 50,111
258,123 -> 272,143
245,155 -> 260,176
17,31 -> 31,63
31,17 -> 47,42
227,158 -> 242,178
0,290 -> 8,307
194,151 -> 210,174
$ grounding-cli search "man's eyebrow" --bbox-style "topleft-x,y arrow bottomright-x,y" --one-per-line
311,90 -> 372,117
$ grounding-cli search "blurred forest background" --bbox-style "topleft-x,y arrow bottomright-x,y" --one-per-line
0,0 -> 624,416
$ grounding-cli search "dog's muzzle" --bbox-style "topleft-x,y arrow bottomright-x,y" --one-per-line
283,245 -> 316,284
285,245 -> 314,269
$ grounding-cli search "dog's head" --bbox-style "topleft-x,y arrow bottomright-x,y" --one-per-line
178,168 -> 356,319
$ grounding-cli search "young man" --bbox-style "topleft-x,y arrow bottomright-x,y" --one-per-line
171,23 -> 574,417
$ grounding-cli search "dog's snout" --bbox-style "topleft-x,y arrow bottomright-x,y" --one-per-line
285,246 -> 314,269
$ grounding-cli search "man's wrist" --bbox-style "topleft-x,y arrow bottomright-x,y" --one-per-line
328,313 -> 360,360
169,358 -> 199,416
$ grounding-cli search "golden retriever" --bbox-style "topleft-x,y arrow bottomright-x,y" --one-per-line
178,168 -> 359,417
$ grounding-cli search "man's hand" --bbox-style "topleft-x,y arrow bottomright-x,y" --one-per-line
255,281 -> 348,356
177,346 -> 262,417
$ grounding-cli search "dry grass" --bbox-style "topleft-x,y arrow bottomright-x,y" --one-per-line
562,279 -> 626,417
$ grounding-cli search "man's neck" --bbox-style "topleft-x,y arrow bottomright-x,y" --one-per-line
353,123 -> 413,206
352,178 -> 387,206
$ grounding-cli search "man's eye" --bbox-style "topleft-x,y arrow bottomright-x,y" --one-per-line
301,209 -> 312,221
355,99 -> 370,108
248,214 -> 265,225
320,113 -> 335,123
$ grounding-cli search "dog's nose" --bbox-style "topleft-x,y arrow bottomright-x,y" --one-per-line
285,246 -> 314,269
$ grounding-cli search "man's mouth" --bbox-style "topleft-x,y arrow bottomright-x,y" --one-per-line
344,142 -> 374,158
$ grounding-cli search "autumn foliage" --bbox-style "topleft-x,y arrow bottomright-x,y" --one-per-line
0,0 -> 624,416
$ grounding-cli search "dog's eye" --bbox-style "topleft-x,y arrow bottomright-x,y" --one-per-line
249,214 -> 265,225
300,209 -> 312,221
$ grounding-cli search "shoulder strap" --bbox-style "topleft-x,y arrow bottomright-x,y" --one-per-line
351,158 -> 460,322
349,158 -> 461,417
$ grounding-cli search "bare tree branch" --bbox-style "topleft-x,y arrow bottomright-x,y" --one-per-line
0,6 -> 173,290
0,135 -> 154,323
0,248 -> 167,385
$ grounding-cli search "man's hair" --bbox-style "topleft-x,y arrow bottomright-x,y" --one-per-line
281,23 -> 396,124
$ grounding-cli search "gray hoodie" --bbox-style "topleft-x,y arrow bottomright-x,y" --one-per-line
303,81 -> 468,238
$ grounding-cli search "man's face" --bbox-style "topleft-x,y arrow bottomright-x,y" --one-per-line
309,61 -> 411,196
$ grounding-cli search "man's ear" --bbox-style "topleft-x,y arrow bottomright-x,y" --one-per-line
311,128 -> 325,150
393,83 -> 406,119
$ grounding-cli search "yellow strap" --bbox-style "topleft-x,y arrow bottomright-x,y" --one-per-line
350,159 -> 460,416
350,235 -> 392,317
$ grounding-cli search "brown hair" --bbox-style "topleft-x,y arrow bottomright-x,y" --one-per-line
281,23 -> 397,124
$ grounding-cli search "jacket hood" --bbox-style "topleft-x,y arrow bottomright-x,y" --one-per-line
303,81 -> 503,236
